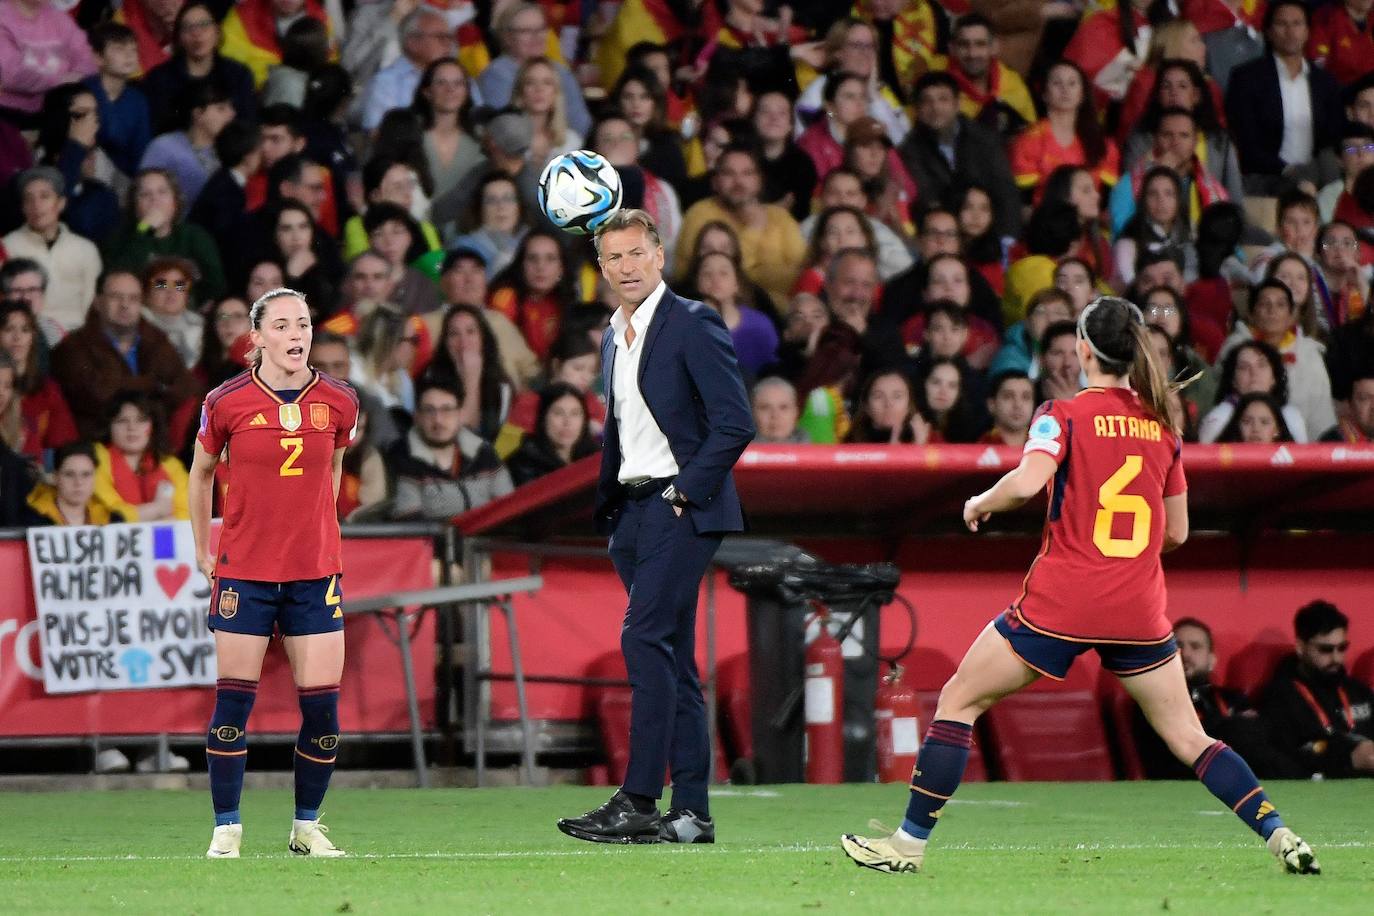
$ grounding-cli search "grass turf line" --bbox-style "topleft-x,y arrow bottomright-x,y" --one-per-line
0,782 -> 1369,914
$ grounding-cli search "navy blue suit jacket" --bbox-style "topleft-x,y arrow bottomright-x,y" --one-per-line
1225,55 -> 1344,179
596,287 -> 755,536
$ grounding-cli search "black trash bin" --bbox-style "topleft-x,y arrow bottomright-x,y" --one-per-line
726,551 -> 900,783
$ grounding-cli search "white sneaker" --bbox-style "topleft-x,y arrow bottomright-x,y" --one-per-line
289,818 -> 345,857
206,824 -> 242,858
1267,827 -> 1321,874
840,821 -> 927,875
93,749 -> 130,773
135,752 -> 191,773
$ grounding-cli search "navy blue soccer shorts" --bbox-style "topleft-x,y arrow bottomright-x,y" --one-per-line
993,609 -> 1178,681
208,575 -> 344,637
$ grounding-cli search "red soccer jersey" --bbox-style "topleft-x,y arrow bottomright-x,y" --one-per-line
198,368 -> 359,582
1012,387 -> 1186,643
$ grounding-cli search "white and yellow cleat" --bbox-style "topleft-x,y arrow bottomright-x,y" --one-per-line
206,823 -> 242,858
840,822 -> 927,875
1267,827 -> 1321,875
289,818 -> 345,857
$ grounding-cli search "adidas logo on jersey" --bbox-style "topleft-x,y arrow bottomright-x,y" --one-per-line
1270,446 -> 1294,466
977,447 -> 1001,468
249,413 -> 267,426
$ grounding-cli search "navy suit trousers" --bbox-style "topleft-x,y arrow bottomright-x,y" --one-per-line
608,491 -> 723,814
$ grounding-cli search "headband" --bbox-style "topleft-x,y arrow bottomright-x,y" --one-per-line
1077,296 -> 1144,364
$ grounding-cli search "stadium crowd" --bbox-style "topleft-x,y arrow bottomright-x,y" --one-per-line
2,1 -> 1374,527
0,0 -> 1368,779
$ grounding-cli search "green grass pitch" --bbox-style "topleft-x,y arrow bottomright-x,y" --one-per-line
0,782 -> 1369,914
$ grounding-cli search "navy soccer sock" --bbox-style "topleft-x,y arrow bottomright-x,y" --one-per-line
207,677 -> 257,826
1193,741 -> 1285,840
900,720 -> 974,840
294,685 -> 341,821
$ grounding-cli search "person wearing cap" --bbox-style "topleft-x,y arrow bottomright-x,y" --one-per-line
1,167 -> 103,333
843,116 -> 919,239
431,108 -> 543,240
438,245 -> 540,389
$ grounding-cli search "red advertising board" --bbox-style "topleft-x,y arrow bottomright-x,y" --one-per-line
0,537 -> 435,736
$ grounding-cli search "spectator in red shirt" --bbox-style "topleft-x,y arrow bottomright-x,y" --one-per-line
488,229 -> 576,362
0,298 -> 76,462
979,369 -> 1034,447
1308,0 -> 1374,87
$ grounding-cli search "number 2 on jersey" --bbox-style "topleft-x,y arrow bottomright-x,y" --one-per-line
279,437 -> 304,477
1093,455 -> 1151,558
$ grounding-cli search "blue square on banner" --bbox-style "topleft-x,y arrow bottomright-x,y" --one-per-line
153,526 -> 176,560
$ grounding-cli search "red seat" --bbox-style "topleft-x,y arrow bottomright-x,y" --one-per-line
715,654 -> 753,763
891,646 -> 958,691
594,691 -> 728,786
1095,671 -> 1145,780
981,690 -> 1116,781
1223,642 -> 1290,700
1353,648 -> 1374,691
915,691 -> 988,782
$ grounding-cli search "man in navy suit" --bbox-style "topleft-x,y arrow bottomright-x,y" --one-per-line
557,209 -> 754,845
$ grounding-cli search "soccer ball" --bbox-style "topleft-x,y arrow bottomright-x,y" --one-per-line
537,150 -> 622,236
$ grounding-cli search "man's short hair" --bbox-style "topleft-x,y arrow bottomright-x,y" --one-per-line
824,246 -> 877,286
1137,247 -> 1186,275
913,71 -> 960,100
1172,616 -> 1214,650
216,120 -> 261,170
1041,319 -> 1078,348
416,376 -> 464,406
1294,600 -> 1348,641
0,258 -> 48,291
311,330 -> 349,351
97,268 -> 141,294
925,299 -> 969,328
751,375 -> 797,402
16,166 -> 64,198
260,103 -> 304,136
952,12 -> 993,38
594,208 -> 661,258
715,141 -> 763,174
89,21 -> 136,53
1263,0 -> 1309,33
1155,106 -> 1197,129
987,369 -> 1032,400
269,153 -> 310,192
1343,70 -> 1374,107
918,205 -> 958,233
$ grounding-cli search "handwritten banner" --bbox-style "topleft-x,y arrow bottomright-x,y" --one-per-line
26,522 -> 214,694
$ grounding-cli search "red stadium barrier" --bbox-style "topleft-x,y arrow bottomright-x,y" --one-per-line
0,535 -> 435,737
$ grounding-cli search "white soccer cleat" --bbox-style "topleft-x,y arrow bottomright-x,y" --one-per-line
840,823 -> 927,875
1267,827 -> 1321,875
206,823 -> 242,858
289,818 -> 345,857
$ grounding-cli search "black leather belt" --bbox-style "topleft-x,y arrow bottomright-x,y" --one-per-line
622,476 -> 674,501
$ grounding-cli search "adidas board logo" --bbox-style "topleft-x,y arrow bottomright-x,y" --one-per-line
1270,446 -> 1294,466
249,413 -> 268,426
977,447 -> 1001,468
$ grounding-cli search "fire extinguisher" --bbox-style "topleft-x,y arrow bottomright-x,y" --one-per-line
804,602 -> 845,784
875,663 -> 921,783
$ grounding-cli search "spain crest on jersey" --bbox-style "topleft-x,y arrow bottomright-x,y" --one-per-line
311,403 -> 329,430
279,403 -> 302,431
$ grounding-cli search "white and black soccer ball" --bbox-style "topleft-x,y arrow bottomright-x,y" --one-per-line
537,150 -> 623,236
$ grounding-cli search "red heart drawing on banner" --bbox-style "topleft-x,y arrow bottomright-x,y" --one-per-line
156,564 -> 191,599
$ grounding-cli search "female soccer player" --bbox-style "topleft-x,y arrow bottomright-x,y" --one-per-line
841,297 -> 1320,876
189,288 -> 359,859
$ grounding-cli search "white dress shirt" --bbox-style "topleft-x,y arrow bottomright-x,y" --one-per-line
1275,54 -> 1313,168
610,279 -> 680,483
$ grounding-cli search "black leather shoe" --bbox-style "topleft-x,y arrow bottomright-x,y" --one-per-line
659,808 -> 715,844
557,791 -> 661,844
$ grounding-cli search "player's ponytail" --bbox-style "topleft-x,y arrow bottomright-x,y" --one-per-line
1079,296 -> 1195,437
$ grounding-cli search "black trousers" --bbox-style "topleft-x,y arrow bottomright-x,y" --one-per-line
607,492 -> 723,813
